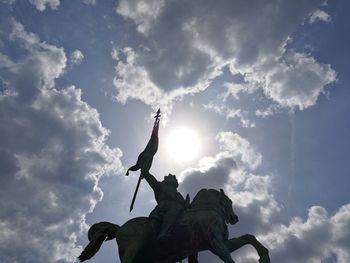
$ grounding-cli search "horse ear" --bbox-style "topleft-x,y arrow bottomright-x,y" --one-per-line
220,188 -> 225,194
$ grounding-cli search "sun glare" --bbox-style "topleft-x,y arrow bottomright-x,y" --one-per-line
166,127 -> 201,162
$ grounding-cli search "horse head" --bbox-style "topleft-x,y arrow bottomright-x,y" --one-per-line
191,188 -> 238,225
219,188 -> 239,225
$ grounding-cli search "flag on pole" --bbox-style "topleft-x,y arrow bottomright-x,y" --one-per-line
125,109 -> 161,176
126,109 -> 161,212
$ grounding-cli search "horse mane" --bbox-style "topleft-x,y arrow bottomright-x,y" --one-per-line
190,188 -> 221,207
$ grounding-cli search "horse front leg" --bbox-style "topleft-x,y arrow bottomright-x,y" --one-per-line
209,237 -> 235,263
226,234 -> 270,263
188,253 -> 198,263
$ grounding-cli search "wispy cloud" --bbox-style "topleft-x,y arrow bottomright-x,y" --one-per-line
203,102 -> 256,128
29,0 -> 60,11
245,51 -> 337,110
309,9 -> 332,24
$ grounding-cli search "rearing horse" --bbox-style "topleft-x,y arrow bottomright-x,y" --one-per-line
79,189 -> 270,263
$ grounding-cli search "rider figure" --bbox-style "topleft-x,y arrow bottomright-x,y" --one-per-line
142,172 -> 188,242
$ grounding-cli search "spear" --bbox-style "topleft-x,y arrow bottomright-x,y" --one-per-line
126,109 -> 161,212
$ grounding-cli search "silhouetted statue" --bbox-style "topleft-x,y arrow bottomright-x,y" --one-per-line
79,188 -> 270,263
78,109 -> 271,263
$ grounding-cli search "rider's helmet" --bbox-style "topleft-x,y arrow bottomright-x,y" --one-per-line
163,173 -> 179,188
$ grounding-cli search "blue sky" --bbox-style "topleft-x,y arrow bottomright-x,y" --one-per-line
1,0 -> 349,262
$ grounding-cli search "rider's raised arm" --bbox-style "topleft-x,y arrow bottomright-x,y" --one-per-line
142,172 -> 161,193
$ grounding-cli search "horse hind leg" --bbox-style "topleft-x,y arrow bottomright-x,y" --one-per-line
209,237 -> 235,263
120,241 -> 144,263
226,234 -> 270,263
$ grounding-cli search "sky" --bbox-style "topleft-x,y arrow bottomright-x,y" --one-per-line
0,0 -> 349,262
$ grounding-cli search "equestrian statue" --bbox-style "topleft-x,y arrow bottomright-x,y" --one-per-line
78,109 -> 270,263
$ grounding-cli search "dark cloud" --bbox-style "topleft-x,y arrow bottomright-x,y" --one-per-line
179,153 -> 237,198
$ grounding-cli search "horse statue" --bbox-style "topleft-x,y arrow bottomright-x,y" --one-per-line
78,188 -> 270,263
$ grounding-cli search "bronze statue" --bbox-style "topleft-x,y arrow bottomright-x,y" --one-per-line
78,109 -> 271,263
78,188 -> 270,263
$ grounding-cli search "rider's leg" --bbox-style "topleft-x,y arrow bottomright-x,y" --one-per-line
158,209 -> 181,240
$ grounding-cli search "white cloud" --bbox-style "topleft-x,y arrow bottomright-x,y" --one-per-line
216,132 -> 262,170
309,9 -> 332,24
70,49 -> 84,64
5,20 -> 66,101
331,205 -> 350,262
244,51 -> 337,110
115,0 -> 336,113
113,46 -> 219,118
29,0 -> 60,11
261,204 -> 350,263
113,47 -> 163,105
0,21 -> 122,262
116,0 -> 166,34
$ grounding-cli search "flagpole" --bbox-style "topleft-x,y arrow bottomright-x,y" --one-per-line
128,109 -> 161,212
129,174 -> 142,212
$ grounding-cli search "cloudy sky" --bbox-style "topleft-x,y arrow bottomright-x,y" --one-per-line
1,0 -> 349,262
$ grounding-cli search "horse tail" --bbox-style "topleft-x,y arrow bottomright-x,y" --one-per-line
78,221 -> 120,262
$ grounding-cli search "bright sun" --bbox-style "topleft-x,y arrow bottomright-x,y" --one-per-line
166,127 -> 201,162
